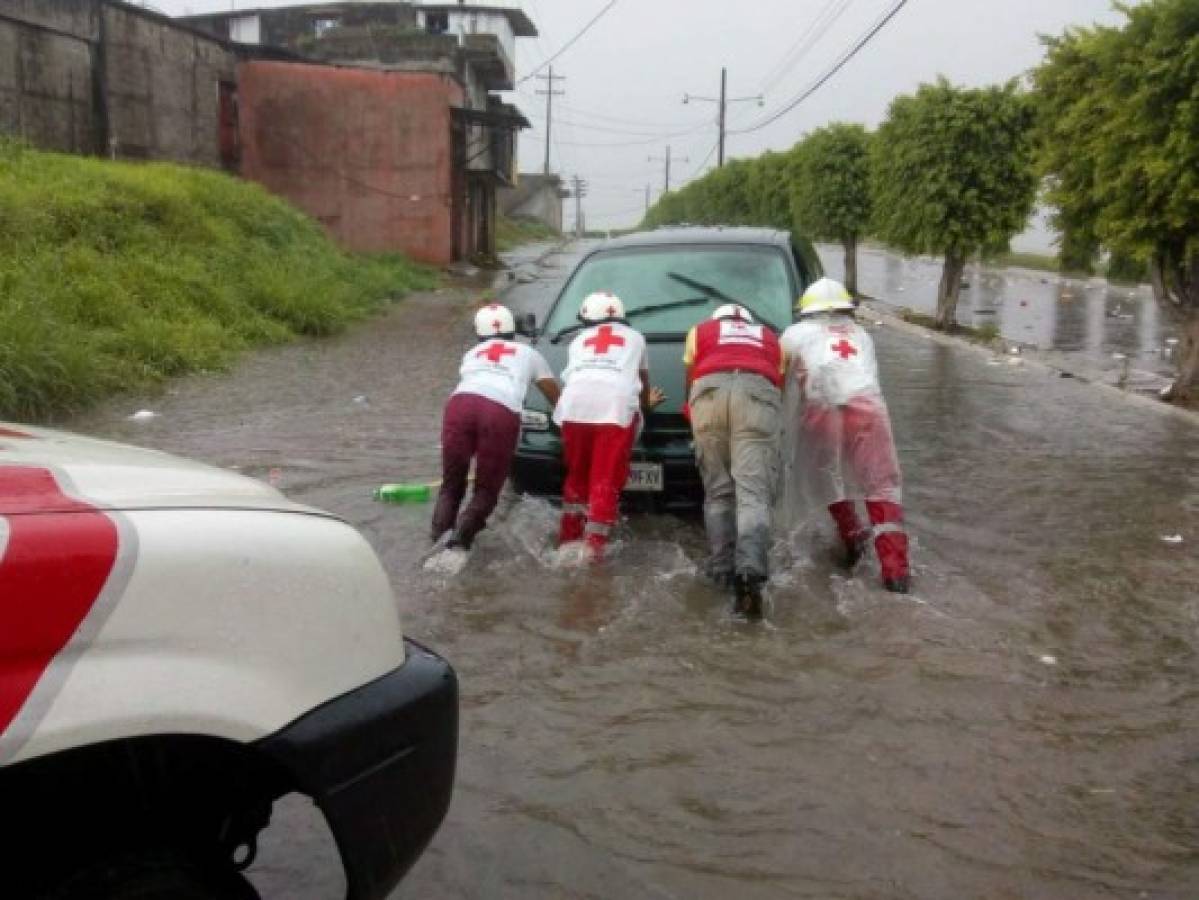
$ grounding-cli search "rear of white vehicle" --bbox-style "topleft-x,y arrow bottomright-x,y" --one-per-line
0,424 -> 457,899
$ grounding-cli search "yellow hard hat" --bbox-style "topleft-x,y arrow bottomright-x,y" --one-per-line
797,277 -> 854,316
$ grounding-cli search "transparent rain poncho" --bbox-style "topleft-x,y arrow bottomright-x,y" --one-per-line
777,317 -> 903,533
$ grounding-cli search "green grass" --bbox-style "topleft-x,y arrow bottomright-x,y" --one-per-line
495,215 -> 559,252
0,140 -> 435,421
989,251 -> 1062,273
897,308 -> 1002,346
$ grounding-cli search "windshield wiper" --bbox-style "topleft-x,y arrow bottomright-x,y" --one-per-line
549,321 -> 588,344
549,296 -> 710,343
666,272 -> 738,305
626,295 -> 709,319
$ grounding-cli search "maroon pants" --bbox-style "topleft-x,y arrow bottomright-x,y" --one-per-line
558,419 -> 638,554
431,392 -> 520,546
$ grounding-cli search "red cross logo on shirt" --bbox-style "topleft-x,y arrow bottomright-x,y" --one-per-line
584,324 -> 626,355
477,342 -> 516,364
831,339 -> 858,360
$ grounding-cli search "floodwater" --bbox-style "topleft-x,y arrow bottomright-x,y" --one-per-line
818,244 -> 1180,389
70,241 -> 1199,899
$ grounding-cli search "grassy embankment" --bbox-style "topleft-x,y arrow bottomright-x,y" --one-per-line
495,215 -> 560,252
0,141 -> 435,421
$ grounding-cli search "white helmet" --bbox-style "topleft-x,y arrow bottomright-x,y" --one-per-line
579,291 -> 625,323
797,277 -> 855,316
712,303 -> 753,322
474,303 -> 516,338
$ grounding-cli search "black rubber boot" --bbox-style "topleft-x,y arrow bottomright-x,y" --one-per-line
883,575 -> 911,594
843,535 -> 868,569
733,574 -> 765,619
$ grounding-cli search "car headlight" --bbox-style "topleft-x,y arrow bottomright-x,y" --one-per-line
521,409 -> 549,430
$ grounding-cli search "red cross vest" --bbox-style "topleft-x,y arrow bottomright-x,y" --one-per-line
690,318 -> 783,388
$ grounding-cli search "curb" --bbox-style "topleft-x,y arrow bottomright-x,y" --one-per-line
858,299 -> 1199,427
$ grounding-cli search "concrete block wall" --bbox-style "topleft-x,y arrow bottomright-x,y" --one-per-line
102,4 -> 235,164
0,0 -> 99,153
500,174 -> 563,233
238,61 -> 463,264
0,0 -> 235,165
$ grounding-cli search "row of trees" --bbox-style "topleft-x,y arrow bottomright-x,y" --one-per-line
641,0 -> 1198,402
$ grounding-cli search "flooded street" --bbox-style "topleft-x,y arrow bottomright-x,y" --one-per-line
70,241 -> 1199,899
817,244 -> 1179,392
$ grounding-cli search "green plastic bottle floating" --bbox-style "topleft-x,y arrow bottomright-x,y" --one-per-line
373,483 -> 431,503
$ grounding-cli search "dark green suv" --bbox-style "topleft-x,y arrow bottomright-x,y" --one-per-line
511,227 -> 822,507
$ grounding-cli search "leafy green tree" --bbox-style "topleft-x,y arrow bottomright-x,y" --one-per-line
744,150 -> 798,231
1033,0 -> 1199,400
872,78 -> 1038,329
791,124 -> 873,295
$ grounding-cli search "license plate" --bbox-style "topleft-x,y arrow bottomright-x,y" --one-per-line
625,462 -> 663,492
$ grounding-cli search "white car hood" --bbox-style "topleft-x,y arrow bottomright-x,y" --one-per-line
0,422 -> 319,516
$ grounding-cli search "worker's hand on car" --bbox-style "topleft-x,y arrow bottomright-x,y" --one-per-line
647,387 -> 666,409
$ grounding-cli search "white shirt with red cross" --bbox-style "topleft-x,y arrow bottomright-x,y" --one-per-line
454,340 -> 553,413
780,316 -> 881,407
554,322 -> 647,427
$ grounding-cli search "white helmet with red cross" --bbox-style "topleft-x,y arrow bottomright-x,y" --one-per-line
579,291 -> 625,323
474,303 -> 516,338
712,303 -> 754,322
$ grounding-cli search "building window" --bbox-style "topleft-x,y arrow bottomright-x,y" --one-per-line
228,14 -> 261,45
313,17 -> 340,37
426,12 -> 449,34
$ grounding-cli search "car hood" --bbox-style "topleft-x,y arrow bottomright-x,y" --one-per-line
0,423 -> 321,516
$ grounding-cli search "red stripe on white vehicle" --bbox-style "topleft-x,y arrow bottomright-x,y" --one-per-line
0,467 -> 121,738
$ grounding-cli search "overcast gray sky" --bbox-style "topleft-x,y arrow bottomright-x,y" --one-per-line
155,0 -> 1131,245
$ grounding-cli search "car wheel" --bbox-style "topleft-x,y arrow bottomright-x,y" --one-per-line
47,851 -> 261,900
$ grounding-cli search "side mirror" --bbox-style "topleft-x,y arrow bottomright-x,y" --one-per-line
517,312 -> 538,338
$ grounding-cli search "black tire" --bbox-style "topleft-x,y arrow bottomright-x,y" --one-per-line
47,851 -> 260,900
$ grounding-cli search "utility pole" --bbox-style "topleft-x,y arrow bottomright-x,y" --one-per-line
535,67 -> 565,175
632,185 -> 650,214
683,68 -> 763,168
648,145 -> 687,193
571,174 -> 588,238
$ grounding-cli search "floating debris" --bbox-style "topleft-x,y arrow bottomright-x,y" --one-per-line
128,410 -> 158,421
1039,654 -> 1058,666
1160,534 -> 1184,544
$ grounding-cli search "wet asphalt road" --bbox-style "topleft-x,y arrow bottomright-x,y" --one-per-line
70,240 -> 1199,899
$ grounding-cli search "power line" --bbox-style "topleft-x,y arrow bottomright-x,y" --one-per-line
514,86 -> 703,130
522,109 -> 710,138
757,0 -> 857,95
517,0 -> 620,85
733,0 -> 913,135
552,122 -> 710,148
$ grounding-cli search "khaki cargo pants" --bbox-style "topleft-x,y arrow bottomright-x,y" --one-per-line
689,372 -> 782,581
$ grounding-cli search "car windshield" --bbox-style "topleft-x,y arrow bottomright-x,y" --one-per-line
546,245 -> 795,336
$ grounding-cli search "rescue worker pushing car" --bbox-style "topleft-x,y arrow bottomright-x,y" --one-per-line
555,291 -> 664,561
780,278 -> 911,593
431,303 -> 560,552
684,303 -> 787,617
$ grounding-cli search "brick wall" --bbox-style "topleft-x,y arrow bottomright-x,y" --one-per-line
238,61 -> 463,264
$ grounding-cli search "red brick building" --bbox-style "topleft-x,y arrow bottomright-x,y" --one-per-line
238,64 -> 464,264
185,3 -> 535,265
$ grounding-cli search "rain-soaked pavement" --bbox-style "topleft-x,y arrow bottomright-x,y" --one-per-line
69,240 -> 1199,899
818,244 -> 1180,395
